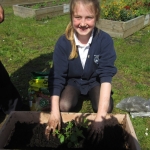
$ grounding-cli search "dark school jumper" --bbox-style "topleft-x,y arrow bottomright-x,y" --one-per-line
48,27 -> 117,97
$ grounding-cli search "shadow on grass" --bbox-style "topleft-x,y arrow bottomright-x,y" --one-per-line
10,53 -> 53,110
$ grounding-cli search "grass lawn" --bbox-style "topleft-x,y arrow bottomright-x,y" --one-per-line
0,6 -> 150,149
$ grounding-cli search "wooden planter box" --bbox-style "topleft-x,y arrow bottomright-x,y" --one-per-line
0,0 -> 46,7
13,1 -> 70,20
0,111 -> 141,149
97,14 -> 150,38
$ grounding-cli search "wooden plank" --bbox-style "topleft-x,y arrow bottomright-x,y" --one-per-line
35,11 -> 67,20
13,4 -> 69,20
101,20 -> 144,38
1,0 -> 69,7
123,16 -> 144,31
123,22 -> 144,38
98,16 -> 144,32
13,5 -> 36,18
99,26 -> 124,34
144,14 -> 150,26
1,0 -> 51,6
36,11 -> 65,20
125,114 -> 141,150
35,5 -> 63,15
100,28 -> 124,38
97,14 -> 149,38
98,19 -> 124,32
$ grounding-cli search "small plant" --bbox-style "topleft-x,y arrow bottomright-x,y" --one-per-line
22,0 -> 70,9
31,2 -> 48,9
52,0 -> 69,6
55,119 -> 88,148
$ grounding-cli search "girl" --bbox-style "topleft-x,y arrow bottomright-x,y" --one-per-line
46,0 -> 117,141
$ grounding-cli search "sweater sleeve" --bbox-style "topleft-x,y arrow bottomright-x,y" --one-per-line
96,32 -> 117,83
48,36 -> 69,96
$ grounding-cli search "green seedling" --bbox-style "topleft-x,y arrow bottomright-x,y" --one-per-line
55,118 -> 88,148
32,2 -> 48,9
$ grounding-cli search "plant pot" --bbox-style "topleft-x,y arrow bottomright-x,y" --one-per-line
0,111 -> 141,149
97,14 -> 150,38
13,1 -> 70,20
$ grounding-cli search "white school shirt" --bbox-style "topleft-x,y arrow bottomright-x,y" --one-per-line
74,31 -> 93,69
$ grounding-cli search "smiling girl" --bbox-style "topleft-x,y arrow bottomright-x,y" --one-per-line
46,0 -> 117,142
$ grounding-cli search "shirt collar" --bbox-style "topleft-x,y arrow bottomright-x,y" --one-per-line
74,30 -> 94,47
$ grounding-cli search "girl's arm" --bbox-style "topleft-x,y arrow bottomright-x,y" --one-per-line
88,82 -> 111,142
50,95 -> 60,114
45,96 -> 61,139
96,82 -> 111,119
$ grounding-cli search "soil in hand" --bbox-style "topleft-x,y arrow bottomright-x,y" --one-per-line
4,121 -> 130,149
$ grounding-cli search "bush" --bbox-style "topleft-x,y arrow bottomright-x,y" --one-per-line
101,0 -> 150,21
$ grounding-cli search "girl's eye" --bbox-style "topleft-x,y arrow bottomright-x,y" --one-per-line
75,16 -> 81,19
87,17 -> 93,20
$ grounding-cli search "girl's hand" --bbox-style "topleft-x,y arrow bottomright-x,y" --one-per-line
45,111 -> 61,140
88,116 -> 106,144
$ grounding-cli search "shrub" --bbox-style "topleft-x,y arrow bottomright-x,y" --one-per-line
101,0 -> 150,21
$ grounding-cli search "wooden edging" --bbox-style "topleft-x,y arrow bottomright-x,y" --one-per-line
97,14 -> 150,38
13,3 -> 70,20
0,0 -> 48,7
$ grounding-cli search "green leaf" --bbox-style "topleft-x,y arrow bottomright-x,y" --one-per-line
58,134 -> 62,138
54,129 -> 59,134
60,135 -> 65,143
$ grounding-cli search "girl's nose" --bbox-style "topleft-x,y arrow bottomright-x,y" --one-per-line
79,23 -> 88,28
80,19 -> 86,26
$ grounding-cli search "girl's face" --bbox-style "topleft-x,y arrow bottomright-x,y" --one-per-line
72,3 -> 96,41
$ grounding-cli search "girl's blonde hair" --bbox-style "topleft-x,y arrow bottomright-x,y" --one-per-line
65,0 -> 100,59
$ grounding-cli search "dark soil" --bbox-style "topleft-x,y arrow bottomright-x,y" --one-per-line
4,121 -> 130,150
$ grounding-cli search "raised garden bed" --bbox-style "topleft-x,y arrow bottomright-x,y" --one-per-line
0,111 -> 141,149
13,0 -> 70,20
3,120 -> 130,149
0,0 -> 46,7
98,14 -> 150,38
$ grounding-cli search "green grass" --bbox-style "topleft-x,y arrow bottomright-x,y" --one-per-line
1,7 -> 150,149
